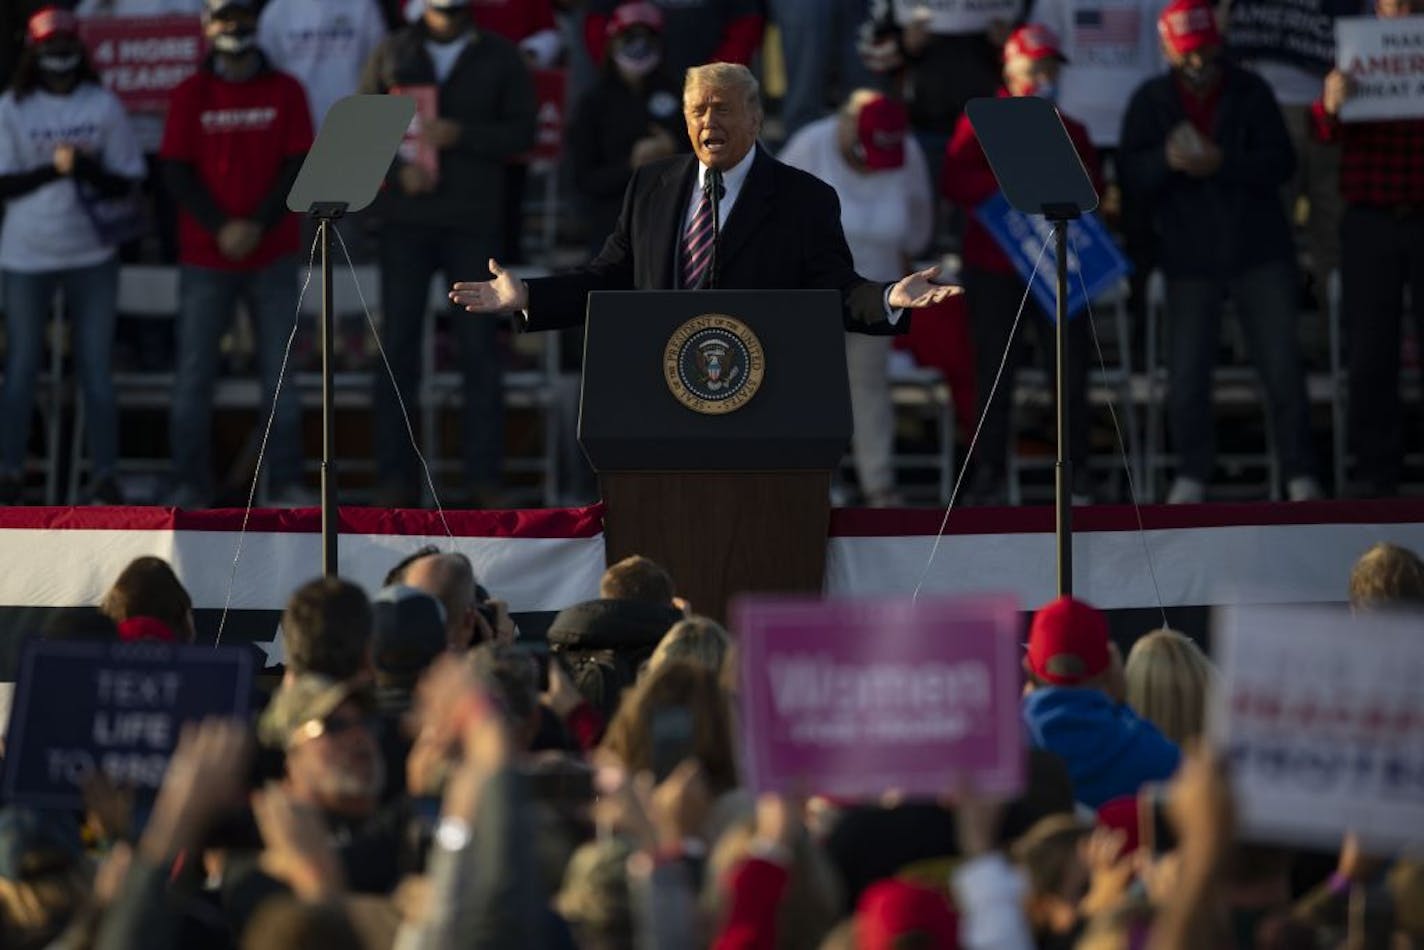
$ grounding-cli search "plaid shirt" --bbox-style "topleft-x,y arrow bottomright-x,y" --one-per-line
1311,100 -> 1424,207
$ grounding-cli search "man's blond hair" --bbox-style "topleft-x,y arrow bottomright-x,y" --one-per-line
683,62 -> 763,118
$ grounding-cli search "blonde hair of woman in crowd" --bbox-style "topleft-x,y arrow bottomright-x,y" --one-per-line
1123,630 -> 1216,746
1348,541 -> 1424,610
599,661 -> 739,797
646,616 -> 732,678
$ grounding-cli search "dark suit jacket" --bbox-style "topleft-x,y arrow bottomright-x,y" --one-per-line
524,146 -> 905,334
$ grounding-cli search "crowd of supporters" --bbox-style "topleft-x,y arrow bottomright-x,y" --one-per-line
0,540 -> 1421,947
0,0 -> 1421,507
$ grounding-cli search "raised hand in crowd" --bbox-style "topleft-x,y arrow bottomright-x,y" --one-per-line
252,783 -> 345,902
752,790 -> 803,858
1080,826 -> 1135,918
82,771 -> 135,845
422,654 -> 513,821
595,758 -> 712,852
1334,831 -> 1385,885
945,779 -> 1036,950
1322,69 -> 1354,117
1148,744 -> 1235,950
405,652 -> 483,795
541,655 -> 588,721
137,718 -> 252,865
472,596 -> 517,646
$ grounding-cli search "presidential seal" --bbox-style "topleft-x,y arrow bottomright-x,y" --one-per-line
663,314 -> 765,415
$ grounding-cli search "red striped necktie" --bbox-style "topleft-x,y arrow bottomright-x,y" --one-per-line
681,177 -> 719,290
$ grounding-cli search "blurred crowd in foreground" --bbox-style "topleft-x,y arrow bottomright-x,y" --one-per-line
0,537 -> 1422,947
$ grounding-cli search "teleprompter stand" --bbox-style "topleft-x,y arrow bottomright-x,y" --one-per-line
966,96 -> 1099,596
287,94 -> 413,576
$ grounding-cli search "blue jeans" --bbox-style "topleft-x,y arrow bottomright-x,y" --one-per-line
170,258 -> 303,498
375,223 -> 502,494
1165,258 -> 1316,483
772,0 -> 874,137
2,258 -> 120,480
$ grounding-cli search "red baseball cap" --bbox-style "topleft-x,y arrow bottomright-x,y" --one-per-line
857,95 -> 909,171
27,6 -> 79,44
856,879 -> 959,950
1003,23 -> 1068,63
607,1 -> 664,37
1026,595 -> 1111,685
1158,0 -> 1222,55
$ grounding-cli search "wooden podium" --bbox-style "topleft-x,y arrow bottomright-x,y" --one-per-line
580,290 -> 851,622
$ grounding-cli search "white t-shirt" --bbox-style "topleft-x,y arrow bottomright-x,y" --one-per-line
258,0 -> 388,128
424,35 -> 470,84
0,84 -> 146,273
777,117 -> 933,283
1031,0 -> 1172,147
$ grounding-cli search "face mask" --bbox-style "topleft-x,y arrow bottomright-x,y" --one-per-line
212,26 -> 256,54
614,46 -> 661,79
38,52 -> 82,74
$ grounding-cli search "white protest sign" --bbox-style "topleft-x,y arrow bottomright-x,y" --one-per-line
894,0 -> 1021,35
1335,15 -> 1424,121
1210,605 -> 1424,852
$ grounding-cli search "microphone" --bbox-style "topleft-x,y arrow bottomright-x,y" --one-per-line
708,167 -> 724,290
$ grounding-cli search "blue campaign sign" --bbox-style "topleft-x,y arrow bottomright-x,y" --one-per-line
975,192 -> 1132,322
2,641 -> 254,808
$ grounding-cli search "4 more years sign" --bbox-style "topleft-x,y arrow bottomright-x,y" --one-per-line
79,16 -> 206,114
2,641 -> 253,808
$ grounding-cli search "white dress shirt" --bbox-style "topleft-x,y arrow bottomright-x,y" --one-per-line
682,143 -> 756,231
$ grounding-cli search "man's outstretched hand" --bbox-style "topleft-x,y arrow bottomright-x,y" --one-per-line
888,264 -> 964,310
450,259 -> 528,313
451,259 -> 963,314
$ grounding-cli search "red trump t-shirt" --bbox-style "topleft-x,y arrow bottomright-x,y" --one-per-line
159,65 -> 313,270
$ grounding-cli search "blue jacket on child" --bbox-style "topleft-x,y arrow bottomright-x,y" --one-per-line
1022,686 -> 1182,809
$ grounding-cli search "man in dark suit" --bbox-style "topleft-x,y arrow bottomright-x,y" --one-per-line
449,62 -> 961,328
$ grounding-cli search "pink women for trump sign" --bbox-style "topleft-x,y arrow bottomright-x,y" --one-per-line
733,595 -> 1024,800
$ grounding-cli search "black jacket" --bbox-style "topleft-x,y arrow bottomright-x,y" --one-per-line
565,68 -> 688,248
546,598 -> 684,653
359,24 -> 536,233
525,147 -> 905,335
1117,64 -> 1297,279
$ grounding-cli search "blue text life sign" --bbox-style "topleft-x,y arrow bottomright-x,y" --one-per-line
2,641 -> 253,807
975,192 -> 1131,321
